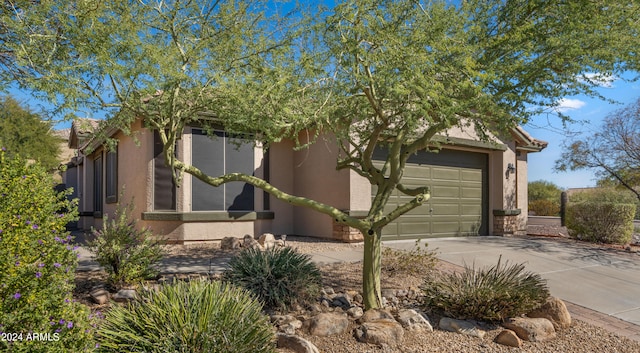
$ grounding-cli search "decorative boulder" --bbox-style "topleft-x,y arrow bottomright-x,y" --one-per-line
503,317 -> 556,342
277,333 -> 320,353
355,319 -> 404,347
395,309 -> 433,332
439,317 -> 486,339
306,313 -> 349,337
221,237 -> 242,250
494,329 -> 523,348
258,233 -> 277,249
358,308 -> 395,324
527,296 -> 572,331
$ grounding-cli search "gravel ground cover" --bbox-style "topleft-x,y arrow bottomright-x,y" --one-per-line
74,233 -> 640,352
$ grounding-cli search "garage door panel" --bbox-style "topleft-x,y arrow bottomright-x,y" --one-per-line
462,169 -> 482,181
432,168 -> 460,181
461,204 -> 483,215
373,148 -> 487,240
431,186 -> 461,198
462,187 -> 483,199
404,166 -> 431,178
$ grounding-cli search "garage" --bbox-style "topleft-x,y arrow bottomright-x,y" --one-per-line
373,148 -> 488,240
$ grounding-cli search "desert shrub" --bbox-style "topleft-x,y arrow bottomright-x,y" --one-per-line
223,247 -> 322,310
570,188 -> 640,219
566,202 -> 635,244
382,240 -> 438,276
88,200 -> 164,288
528,199 -> 560,216
421,257 -> 549,322
96,280 -> 276,353
0,149 -> 95,352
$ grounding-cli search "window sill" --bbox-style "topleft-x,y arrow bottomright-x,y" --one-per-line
142,211 -> 275,222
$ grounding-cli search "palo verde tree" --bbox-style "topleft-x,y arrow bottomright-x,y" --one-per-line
0,96 -> 60,170
557,97 -> 640,201
3,0 -> 640,309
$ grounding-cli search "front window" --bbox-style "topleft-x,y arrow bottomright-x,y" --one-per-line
105,148 -> 118,203
93,155 -> 103,216
191,129 -> 254,211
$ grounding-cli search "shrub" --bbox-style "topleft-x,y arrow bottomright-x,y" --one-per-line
0,149 -> 95,352
528,199 -> 560,216
382,240 -> 438,276
88,200 -> 164,288
421,257 -> 549,322
223,246 -> 322,310
566,202 -> 635,244
96,280 -> 276,353
570,188 -> 640,219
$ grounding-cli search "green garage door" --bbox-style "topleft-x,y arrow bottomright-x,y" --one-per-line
373,149 -> 488,240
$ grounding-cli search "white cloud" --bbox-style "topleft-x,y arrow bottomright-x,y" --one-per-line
581,73 -> 617,88
554,98 -> 586,113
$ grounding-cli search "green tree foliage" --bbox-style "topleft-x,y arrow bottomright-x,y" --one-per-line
557,97 -> 640,201
0,96 -> 60,170
528,180 -> 563,202
528,180 -> 562,216
2,0 -> 639,309
0,149 -> 95,352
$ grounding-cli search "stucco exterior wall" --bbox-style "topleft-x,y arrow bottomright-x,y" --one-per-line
262,140 -> 295,235
292,132 -> 351,239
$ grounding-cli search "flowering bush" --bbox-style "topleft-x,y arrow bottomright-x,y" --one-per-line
88,199 -> 164,288
0,149 -> 95,352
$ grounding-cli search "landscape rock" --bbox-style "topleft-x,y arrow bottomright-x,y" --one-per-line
331,293 -> 353,309
359,308 -> 395,323
271,315 -> 303,335
503,317 -> 556,342
439,317 -> 486,339
346,306 -> 364,319
112,289 -> 137,302
220,236 -> 242,250
527,296 -> 572,331
395,309 -> 433,332
306,313 -> 349,337
89,287 -> 109,305
494,329 -> 523,348
243,234 -> 262,250
355,319 -> 404,347
258,233 -> 276,249
277,333 -> 320,353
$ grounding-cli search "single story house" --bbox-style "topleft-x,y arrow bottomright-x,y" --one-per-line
64,117 -> 547,243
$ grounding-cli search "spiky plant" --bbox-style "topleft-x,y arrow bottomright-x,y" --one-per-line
223,246 -> 322,310
421,256 -> 549,322
96,280 -> 276,353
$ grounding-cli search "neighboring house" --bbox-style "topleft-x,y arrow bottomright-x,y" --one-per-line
63,117 -> 547,243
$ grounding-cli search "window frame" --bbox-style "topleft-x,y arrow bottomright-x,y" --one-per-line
105,147 -> 118,204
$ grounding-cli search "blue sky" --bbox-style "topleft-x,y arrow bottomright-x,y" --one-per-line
524,73 -> 640,189
9,73 -> 640,191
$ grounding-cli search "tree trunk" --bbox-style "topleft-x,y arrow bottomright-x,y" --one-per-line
362,228 -> 382,310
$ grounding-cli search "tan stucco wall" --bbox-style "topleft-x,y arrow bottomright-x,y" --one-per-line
291,132 -> 351,239
262,140 -> 295,235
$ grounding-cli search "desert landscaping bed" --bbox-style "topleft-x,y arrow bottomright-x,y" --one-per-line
74,234 -> 640,353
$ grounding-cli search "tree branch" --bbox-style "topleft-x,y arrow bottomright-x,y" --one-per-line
173,159 -> 371,230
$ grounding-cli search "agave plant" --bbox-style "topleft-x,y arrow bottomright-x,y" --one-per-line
223,246 -> 322,310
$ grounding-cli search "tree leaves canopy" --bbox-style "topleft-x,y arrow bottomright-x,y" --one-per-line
0,96 -> 60,170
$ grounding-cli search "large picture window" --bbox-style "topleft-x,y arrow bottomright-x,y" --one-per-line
191,129 -> 254,211
153,130 -> 177,210
105,148 -> 118,203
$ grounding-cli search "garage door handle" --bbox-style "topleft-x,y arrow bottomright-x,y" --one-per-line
429,208 -> 434,213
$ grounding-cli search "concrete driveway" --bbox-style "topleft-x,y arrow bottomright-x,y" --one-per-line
384,236 -> 640,327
